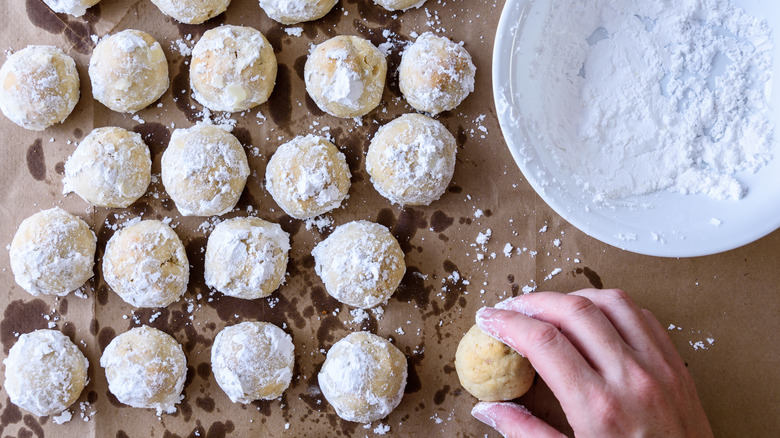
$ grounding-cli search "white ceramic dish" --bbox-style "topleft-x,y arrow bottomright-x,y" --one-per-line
493,0 -> 780,258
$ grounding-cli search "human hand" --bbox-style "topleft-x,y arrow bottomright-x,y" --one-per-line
471,289 -> 713,438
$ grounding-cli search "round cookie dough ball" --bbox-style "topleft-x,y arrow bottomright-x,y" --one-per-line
190,25 -> 277,112
63,127 -> 151,208
304,36 -> 387,118
265,135 -> 351,219
366,113 -> 456,206
204,217 -> 290,300
455,324 -> 535,402
0,45 -> 79,131
150,0 -> 230,24
211,322 -> 295,403
89,29 -> 169,113
9,207 -> 96,297
100,326 -> 187,414
258,0 -> 336,25
319,332 -> 407,423
161,124 -> 250,217
103,220 -> 189,308
312,221 -> 405,308
399,32 -> 476,115
3,329 -> 89,417
42,0 -> 101,16
373,0 -> 425,11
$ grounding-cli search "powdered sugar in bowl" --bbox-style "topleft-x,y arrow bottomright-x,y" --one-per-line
493,0 -> 780,257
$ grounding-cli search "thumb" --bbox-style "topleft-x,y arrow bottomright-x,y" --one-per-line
471,402 -> 565,438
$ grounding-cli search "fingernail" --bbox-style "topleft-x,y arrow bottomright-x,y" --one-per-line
495,296 -> 516,310
475,306 -> 499,323
495,295 -> 541,317
471,402 -> 498,428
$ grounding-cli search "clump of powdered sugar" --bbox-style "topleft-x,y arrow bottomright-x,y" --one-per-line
530,0 -> 774,202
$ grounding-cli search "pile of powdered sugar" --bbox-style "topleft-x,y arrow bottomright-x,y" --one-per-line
530,0 -> 774,202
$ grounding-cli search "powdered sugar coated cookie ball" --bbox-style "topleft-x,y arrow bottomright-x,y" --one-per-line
150,0 -> 230,24
9,207 -> 96,297
3,329 -> 89,417
63,127 -> 151,208
103,220 -> 189,308
212,322 -> 295,403
42,0 -> 101,16
399,32 -> 476,115
190,25 -> 277,112
89,30 -> 169,113
204,217 -> 290,300
265,135 -> 351,219
313,221 -> 405,308
100,326 -> 187,414
305,36 -> 387,118
373,0 -> 425,11
318,332 -> 407,423
161,124 -> 250,217
0,45 -> 79,131
366,113 -> 456,205
455,324 -> 535,401
258,0 -> 336,24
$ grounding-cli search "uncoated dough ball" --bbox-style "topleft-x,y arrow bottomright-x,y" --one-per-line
265,134 -> 351,219
373,0 -> 425,11
89,29 -> 169,113
304,36 -> 387,118
319,332 -> 407,423
366,113 -> 457,206
204,217 -> 290,300
103,220 -> 189,308
190,25 -> 277,112
100,326 -> 187,414
211,322 -> 295,403
63,127 -> 151,208
312,221 -> 405,308
42,0 -> 101,16
150,0 -> 231,24
161,124 -> 250,217
0,45 -> 79,131
3,329 -> 89,417
399,32 -> 476,115
455,324 -> 535,402
9,207 -> 96,297
257,0 -> 337,25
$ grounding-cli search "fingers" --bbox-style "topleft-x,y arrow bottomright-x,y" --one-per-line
640,308 -> 687,369
471,402 -> 565,438
476,307 -> 599,410
495,291 -> 630,373
569,289 -> 660,354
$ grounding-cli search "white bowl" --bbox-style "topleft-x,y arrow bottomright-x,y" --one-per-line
493,0 -> 780,257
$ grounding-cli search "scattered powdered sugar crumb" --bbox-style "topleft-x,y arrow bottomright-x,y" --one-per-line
171,36 -> 193,56
539,225 -> 548,233
349,308 -> 369,324
285,27 -> 303,37
544,268 -> 562,281
304,215 -> 334,232
52,410 -> 72,424
476,229 -> 491,245
373,423 -> 391,435
503,243 -> 513,257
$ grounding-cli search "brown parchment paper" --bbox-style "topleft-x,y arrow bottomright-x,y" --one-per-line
1,0 -> 779,437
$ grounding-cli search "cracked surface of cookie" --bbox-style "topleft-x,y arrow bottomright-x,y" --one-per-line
103,220 -> 189,308
0,45 -> 79,131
